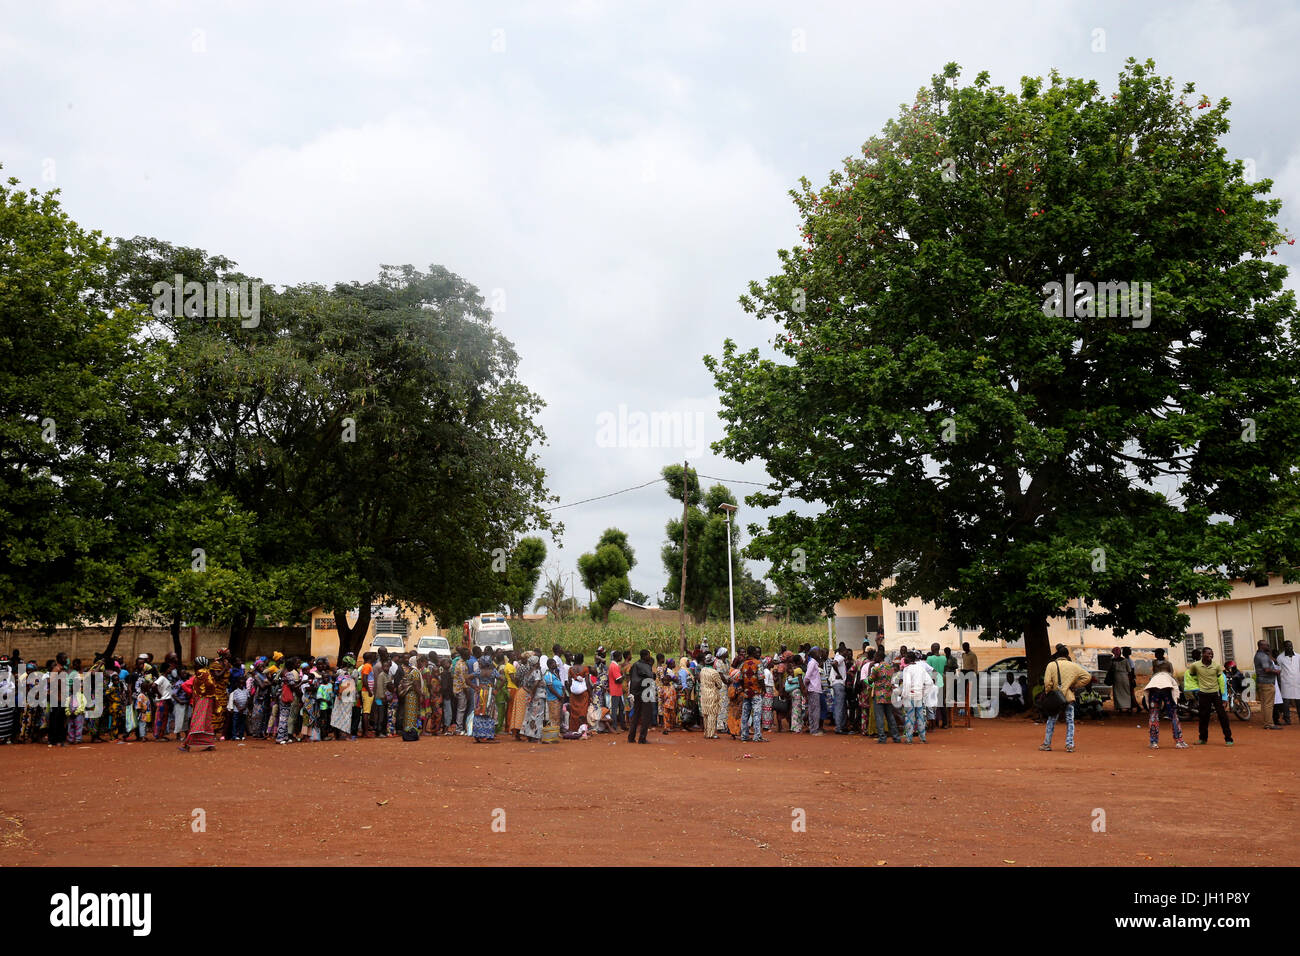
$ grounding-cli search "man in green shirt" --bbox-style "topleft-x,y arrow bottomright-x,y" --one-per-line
926,643 -> 948,729
1187,647 -> 1234,746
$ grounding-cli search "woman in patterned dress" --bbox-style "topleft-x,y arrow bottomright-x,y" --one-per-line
180,658 -> 219,751
761,657 -> 775,734
658,659 -> 678,733
331,663 -> 357,740
471,655 -> 499,742
517,652 -> 546,742
786,667 -> 806,733
247,660 -> 270,738
698,656 -> 724,738
726,661 -> 744,738
494,652 -> 512,731
506,654 -> 528,738
421,658 -> 440,735
397,658 -> 424,741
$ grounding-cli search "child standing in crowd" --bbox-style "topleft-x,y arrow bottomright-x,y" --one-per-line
134,677 -> 153,740
228,682 -> 249,741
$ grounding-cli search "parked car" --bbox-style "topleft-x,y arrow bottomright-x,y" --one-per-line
366,634 -> 408,657
414,635 -> 452,661
984,655 -> 1111,704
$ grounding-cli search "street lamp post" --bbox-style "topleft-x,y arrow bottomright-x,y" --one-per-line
719,503 -> 738,660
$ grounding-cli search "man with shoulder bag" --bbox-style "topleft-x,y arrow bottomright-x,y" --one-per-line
1038,645 -> 1091,753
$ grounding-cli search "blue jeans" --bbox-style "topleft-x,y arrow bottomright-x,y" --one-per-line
741,696 -> 763,740
874,702 -> 900,741
831,684 -> 846,732
1044,703 -> 1075,748
806,691 -> 823,732
904,703 -> 927,741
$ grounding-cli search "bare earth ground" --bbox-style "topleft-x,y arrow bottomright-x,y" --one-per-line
1,715 -> 1296,866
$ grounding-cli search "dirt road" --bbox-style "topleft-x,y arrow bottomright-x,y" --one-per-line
2,716 -> 1294,866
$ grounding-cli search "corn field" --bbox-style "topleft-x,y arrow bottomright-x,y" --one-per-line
508,614 -> 829,658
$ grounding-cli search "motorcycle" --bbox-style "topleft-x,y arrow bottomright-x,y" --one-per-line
1173,684 -> 1252,723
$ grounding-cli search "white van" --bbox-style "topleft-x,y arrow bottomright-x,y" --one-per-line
414,635 -> 452,661
366,634 -> 408,658
470,612 -> 514,652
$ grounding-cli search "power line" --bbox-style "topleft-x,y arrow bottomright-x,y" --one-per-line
542,470 -> 781,515
696,472 -> 773,488
542,476 -> 665,513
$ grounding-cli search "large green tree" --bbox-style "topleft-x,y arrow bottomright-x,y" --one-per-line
503,536 -> 547,617
708,60 -> 1300,684
578,527 -> 635,622
0,178 -> 176,648
660,464 -> 741,624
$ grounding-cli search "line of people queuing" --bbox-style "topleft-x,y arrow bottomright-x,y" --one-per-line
0,637 -> 984,748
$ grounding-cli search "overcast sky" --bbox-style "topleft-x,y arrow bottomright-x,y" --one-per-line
3,0 -> 1298,605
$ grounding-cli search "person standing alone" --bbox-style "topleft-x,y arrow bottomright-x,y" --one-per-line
1189,647 -> 1234,746
626,649 -> 656,744
1038,646 -> 1091,753
1254,640 -> 1282,730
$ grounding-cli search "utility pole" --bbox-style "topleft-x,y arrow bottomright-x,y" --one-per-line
719,503 -> 738,660
678,460 -> 690,653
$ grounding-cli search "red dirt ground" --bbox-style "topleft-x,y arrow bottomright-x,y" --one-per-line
2,715 -> 1296,866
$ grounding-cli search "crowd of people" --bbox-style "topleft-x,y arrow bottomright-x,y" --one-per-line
0,635 -> 991,748
3,635 -> 1296,753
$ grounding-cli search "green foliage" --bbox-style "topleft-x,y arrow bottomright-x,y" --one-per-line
661,464 -> 740,622
707,59 -> 1300,683
503,536 -> 547,617
1,189 -> 558,659
578,528 -> 635,622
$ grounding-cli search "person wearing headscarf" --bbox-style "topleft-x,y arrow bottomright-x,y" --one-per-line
470,653 -> 500,743
515,652 -> 546,742
397,656 -> 424,741
566,652 -> 592,734
725,656 -> 744,739
420,655 -> 440,736
712,651 -> 731,735
210,648 -> 231,740
698,655 -> 724,739
275,659 -> 297,744
180,657 -> 219,751
331,657 -> 358,740
497,652 -> 516,733
785,665 -> 807,733
248,658 -> 271,738
1105,645 -> 1136,713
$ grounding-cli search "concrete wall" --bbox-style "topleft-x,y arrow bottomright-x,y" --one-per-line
0,625 -> 308,666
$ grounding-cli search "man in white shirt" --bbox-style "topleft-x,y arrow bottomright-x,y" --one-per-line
805,651 -> 824,736
1277,641 -> 1300,725
152,671 -> 173,741
827,651 -> 847,733
898,652 -> 934,743
998,672 -> 1025,714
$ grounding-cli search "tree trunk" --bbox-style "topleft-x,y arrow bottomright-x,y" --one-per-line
101,608 -> 127,663
334,602 -> 372,662
1024,616 -> 1052,690
169,612 -> 183,661
227,607 -> 257,661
